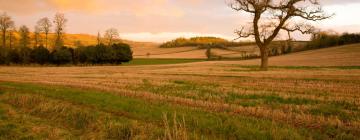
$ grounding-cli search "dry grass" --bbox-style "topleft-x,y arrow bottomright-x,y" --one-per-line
208,43 -> 360,66
0,44 -> 359,139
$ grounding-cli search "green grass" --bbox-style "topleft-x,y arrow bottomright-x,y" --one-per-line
123,58 -> 204,66
0,82 -> 323,140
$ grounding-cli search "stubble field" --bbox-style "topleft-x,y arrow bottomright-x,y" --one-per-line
0,44 -> 359,139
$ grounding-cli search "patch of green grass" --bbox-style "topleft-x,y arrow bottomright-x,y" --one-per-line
225,92 -> 319,106
309,101 -> 360,122
136,80 -> 225,102
0,82 -> 318,139
331,66 -> 360,70
123,58 -> 204,66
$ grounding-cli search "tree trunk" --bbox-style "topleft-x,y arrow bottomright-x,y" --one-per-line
9,32 -> 12,48
260,47 -> 269,71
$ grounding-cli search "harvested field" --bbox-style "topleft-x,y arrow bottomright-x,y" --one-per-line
0,44 -> 359,139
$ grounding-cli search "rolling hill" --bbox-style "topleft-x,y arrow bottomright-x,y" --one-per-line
200,43 -> 360,66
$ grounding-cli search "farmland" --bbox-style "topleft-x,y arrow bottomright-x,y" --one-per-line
0,44 -> 359,139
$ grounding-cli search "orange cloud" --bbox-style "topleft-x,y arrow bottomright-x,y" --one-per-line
48,0 -> 100,12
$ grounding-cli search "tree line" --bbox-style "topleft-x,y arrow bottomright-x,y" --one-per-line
0,43 -> 132,65
308,32 -> 360,49
0,12 -> 132,65
160,37 -> 255,48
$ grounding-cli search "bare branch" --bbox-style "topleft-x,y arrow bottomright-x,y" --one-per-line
234,26 -> 254,40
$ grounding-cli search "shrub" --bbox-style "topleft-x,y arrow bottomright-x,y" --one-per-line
30,46 -> 50,65
18,47 -> 32,64
51,47 -> 73,65
0,47 -> 10,64
111,43 -> 133,63
0,43 -> 133,65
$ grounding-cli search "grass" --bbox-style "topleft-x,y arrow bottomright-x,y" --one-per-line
0,82 -> 317,139
0,47 -> 359,139
123,58 -> 204,66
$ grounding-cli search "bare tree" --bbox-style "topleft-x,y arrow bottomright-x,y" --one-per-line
19,25 -> 30,48
37,17 -> 52,48
0,12 -> 15,48
104,28 -> 119,46
34,25 -> 42,47
229,0 -> 331,70
53,13 -> 67,48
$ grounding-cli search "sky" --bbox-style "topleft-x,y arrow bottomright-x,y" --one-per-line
0,0 -> 360,42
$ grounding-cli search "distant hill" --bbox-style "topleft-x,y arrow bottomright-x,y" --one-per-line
9,32 -> 157,49
159,37 -> 255,48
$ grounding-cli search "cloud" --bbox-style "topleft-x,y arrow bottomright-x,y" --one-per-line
0,0 -> 186,17
1,0 -> 359,42
0,0 -> 101,14
120,32 -> 235,42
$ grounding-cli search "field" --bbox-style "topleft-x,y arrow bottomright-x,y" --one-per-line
0,44 -> 360,139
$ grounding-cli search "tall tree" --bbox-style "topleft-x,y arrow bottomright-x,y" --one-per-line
19,25 -> 30,48
229,0 -> 331,70
8,26 -> 15,48
34,25 -> 42,47
37,17 -> 52,48
53,13 -> 67,48
104,28 -> 119,46
0,12 -> 15,48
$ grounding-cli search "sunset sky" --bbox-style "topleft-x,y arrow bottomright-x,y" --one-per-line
1,0 -> 359,42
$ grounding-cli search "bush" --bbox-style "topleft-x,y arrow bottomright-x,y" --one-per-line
111,43 -> 133,63
18,47 -> 32,64
31,46 -> 50,65
0,43 -> 133,66
0,47 -> 10,65
51,47 -> 73,65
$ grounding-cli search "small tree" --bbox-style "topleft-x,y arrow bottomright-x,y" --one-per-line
19,25 -> 30,48
97,31 -> 101,45
205,45 -> 212,60
34,25 -> 42,47
229,0 -> 331,70
37,17 -> 52,48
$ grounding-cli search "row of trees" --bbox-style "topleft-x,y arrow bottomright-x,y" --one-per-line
160,37 -> 254,48
0,12 -> 131,65
308,32 -> 360,49
0,12 -> 67,49
1,12 -> 121,49
0,43 -> 132,65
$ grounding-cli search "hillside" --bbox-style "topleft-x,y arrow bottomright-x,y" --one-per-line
133,41 -> 308,59
9,32 -> 157,50
202,43 -> 360,66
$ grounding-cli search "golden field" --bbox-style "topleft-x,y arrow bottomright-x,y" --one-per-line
0,44 -> 359,139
